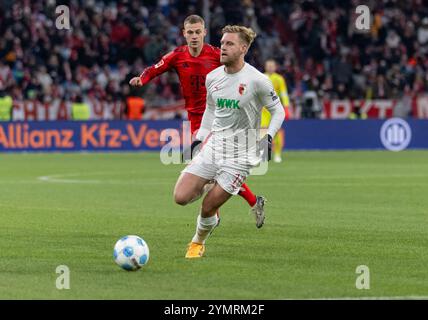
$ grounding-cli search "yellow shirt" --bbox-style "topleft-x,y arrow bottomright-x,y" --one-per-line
261,72 -> 289,127
0,96 -> 13,121
266,72 -> 289,107
71,102 -> 90,120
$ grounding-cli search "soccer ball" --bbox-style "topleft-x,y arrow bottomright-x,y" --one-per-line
113,235 -> 150,271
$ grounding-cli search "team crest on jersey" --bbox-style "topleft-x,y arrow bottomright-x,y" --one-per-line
238,84 -> 247,95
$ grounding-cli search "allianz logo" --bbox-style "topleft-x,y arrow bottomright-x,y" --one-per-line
380,118 -> 412,151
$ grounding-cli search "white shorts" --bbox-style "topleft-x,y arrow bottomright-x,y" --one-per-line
182,145 -> 250,195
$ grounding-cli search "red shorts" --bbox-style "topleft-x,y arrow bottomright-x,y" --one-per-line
187,112 -> 204,134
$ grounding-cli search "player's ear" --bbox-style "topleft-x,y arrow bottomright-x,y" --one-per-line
203,27 -> 207,37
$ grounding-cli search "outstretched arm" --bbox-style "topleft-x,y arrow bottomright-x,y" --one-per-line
129,51 -> 175,86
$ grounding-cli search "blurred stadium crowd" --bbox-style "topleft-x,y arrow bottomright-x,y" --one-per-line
1,0 -> 428,118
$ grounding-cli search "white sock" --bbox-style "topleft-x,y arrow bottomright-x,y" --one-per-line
191,214 -> 219,244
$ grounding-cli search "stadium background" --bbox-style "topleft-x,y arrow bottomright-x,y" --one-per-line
1,0 -> 428,121
1,0 -> 428,152
0,0 -> 427,300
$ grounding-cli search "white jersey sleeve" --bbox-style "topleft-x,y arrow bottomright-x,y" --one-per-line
196,75 -> 216,141
256,76 -> 285,137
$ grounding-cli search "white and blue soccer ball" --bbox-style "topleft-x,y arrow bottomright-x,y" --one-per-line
113,235 -> 150,271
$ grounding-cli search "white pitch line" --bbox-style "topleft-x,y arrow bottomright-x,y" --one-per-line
38,173 -> 101,184
37,172 -> 172,186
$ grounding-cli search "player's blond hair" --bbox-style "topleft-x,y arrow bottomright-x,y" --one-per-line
221,25 -> 257,47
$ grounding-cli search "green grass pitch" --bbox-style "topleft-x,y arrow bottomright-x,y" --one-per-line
0,150 -> 427,299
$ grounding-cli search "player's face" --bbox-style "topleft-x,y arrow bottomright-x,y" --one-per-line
265,61 -> 276,74
183,23 -> 206,50
220,33 -> 247,66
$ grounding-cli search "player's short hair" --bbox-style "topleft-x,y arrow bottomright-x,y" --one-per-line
221,25 -> 257,47
183,15 -> 205,27
265,59 -> 277,65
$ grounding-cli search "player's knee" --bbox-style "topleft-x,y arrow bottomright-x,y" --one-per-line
173,191 -> 188,206
174,189 -> 194,206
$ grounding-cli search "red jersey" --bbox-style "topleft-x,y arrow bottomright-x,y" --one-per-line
139,44 -> 221,116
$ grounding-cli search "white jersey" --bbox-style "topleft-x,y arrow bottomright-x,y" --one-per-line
196,62 -> 285,167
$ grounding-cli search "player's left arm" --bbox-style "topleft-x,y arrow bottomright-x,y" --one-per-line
257,77 -> 286,138
257,77 -> 285,161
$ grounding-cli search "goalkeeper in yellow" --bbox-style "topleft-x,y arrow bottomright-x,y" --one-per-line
262,59 -> 290,163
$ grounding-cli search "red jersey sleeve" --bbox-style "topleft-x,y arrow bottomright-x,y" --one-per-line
139,50 -> 177,85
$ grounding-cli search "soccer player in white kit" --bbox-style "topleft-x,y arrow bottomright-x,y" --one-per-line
173,25 -> 285,258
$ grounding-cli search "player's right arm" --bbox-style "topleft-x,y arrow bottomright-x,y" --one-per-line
183,73 -> 216,160
129,51 -> 177,86
195,75 -> 216,142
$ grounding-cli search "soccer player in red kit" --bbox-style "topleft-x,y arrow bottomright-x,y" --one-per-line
129,15 -> 266,228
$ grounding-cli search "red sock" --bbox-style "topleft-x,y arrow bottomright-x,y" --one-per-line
238,183 -> 257,207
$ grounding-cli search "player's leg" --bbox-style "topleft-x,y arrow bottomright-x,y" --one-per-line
175,177 -> 221,226
186,182 -> 232,258
235,120 -> 259,208
238,183 -> 257,206
173,172 -> 210,206
250,195 -> 266,228
186,166 -> 256,258
273,128 -> 284,163
238,118 -> 271,227
186,112 -> 221,222
236,108 -> 270,208
200,182 -> 232,217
